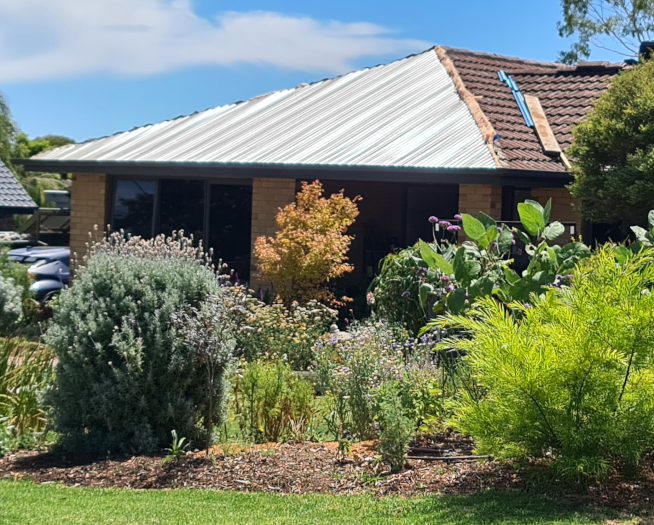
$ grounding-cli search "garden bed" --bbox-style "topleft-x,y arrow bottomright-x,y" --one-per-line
1,433 -> 653,511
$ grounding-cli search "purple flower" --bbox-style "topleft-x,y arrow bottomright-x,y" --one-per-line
512,239 -> 516,245
555,274 -> 563,280
566,274 -> 574,280
439,221 -> 452,228
401,291 -> 411,298
441,275 -> 451,282
447,225 -> 462,232
524,303 -> 533,309
416,267 -> 428,276
517,248 -> 523,256
497,226 -> 503,232
454,214 -> 463,220
446,284 -> 455,292
428,216 -> 439,224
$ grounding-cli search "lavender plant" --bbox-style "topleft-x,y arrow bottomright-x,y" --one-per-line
45,231 -> 221,454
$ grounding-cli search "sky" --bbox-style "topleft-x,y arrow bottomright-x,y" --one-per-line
0,0 -> 625,143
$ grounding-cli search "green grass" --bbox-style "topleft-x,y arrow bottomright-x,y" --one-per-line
0,480 -> 629,525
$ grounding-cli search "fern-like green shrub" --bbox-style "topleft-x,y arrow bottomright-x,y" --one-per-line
44,232 -> 220,454
444,246 -> 654,483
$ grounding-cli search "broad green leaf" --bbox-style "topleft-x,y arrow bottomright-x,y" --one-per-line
461,214 -> 486,241
631,225 -> 649,242
543,198 -> 552,225
498,226 -> 514,253
503,267 -> 521,285
446,288 -> 467,314
518,202 -> 546,237
477,212 -> 497,230
468,275 -> 495,299
419,239 -> 453,274
542,221 -> 565,241
614,246 -> 632,264
524,199 -> 544,214
478,225 -> 499,250
419,283 -> 434,307
514,228 -> 532,245
453,247 -> 481,284
649,210 -> 654,231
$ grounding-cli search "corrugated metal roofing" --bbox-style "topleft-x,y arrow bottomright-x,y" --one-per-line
0,160 -> 37,212
33,49 -> 496,170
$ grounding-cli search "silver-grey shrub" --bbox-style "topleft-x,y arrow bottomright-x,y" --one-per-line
0,275 -> 23,333
44,232 -> 220,454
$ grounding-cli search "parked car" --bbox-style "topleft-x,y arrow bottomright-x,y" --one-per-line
8,246 -> 70,302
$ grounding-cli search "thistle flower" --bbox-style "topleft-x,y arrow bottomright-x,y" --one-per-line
401,291 -> 411,298
428,216 -> 439,223
454,214 -> 463,220
447,225 -> 461,232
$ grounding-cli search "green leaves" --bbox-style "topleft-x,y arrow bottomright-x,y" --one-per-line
453,246 -> 481,285
461,214 -> 486,241
419,240 -> 453,275
518,200 -> 547,237
542,221 -> 565,241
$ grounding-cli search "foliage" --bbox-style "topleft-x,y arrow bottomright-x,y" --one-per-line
0,250 -> 37,333
162,430 -> 189,464
557,0 -> 654,63
372,201 -> 589,334
172,287 -> 250,446
315,319 -> 433,440
235,299 -> 337,370
368,244 -> 430,335
0,275 -> 24,334
442,246 -> 654,483
44,232 -> 220,454
375,381 -> 414,473
231,360 -> 315,443
569,60 -> 654,227
0,91 -> 16,168
253,180 -> 360,306
0,337 -> 53,436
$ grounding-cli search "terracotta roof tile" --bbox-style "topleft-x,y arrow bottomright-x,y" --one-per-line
443,47 -> 623,172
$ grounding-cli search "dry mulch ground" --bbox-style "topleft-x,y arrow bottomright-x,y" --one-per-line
1,433 -> 653,511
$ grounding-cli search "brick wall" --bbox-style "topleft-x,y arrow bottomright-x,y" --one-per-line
69,173 -> 108,270
531,187 -> 582,239
249,177 -> 296,291
458,184 -> 502,219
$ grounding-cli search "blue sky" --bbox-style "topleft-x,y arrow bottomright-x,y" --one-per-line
0,0 -> 623,143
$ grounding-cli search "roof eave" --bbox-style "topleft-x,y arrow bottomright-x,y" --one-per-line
14,158 -> 571,187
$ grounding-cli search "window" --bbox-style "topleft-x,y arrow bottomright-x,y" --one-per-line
208,184 -> 253,282
112,180 -> 155,238
502,187 -> 532,221
159,180 -> 205,242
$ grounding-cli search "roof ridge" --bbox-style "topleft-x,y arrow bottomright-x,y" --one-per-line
441,46 -> 563,69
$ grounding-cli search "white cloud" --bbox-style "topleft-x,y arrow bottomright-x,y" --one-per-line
0,0 -> 429,83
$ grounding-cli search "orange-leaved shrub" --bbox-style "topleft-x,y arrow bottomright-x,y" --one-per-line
253,180 -> 360,306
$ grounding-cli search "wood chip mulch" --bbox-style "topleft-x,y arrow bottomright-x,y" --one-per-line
1,433 -> 653,511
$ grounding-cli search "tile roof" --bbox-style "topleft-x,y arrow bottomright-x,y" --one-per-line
0,160 -> 37,213
442,47 -> 623,172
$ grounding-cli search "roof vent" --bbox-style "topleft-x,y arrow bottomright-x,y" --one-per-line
640,41 -> 654,61
498,70 -> 534,128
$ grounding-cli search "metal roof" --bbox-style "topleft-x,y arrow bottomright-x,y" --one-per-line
32,49 -> 496,170
0,160 -> 37,213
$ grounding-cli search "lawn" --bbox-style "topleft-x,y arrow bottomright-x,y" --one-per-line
0,481 -> 630,525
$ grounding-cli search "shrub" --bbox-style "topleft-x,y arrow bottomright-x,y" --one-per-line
44,232 -> 220,454
315,319 -> 433,440
0,276 -> 23,334
375,381 -> 415,473
172,287 -> 251,446
0,337 -> 53,435
0,250 -> 38,331
231,360 -> 315,443
253,180 -> 360,306
236,299 -> 337,370
443,245 -> 654,483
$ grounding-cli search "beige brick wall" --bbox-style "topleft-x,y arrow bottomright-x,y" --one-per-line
458,184 -> 502,219
69,173 -> 108,271
531,187 -> 582,239
249,177 -> 296,291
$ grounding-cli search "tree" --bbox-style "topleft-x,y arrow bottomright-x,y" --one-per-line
0,92 -> 17,168
558,0 -> 654,63
568,59 -> 654,227
253,180 -> 360,306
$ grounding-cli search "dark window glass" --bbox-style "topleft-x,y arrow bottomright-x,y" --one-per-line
208,184 -> 252,282
112,180 -> 155,238
159,180 -> 205,242
502,187 -> 532,221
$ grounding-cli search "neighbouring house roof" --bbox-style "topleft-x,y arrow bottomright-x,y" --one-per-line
443,47 -> 623,172
0,160 -> 37,214
21,46 -> 624,178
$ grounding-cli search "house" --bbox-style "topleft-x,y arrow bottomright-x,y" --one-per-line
15,46 -> 623,293
0,159 -> 37,231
